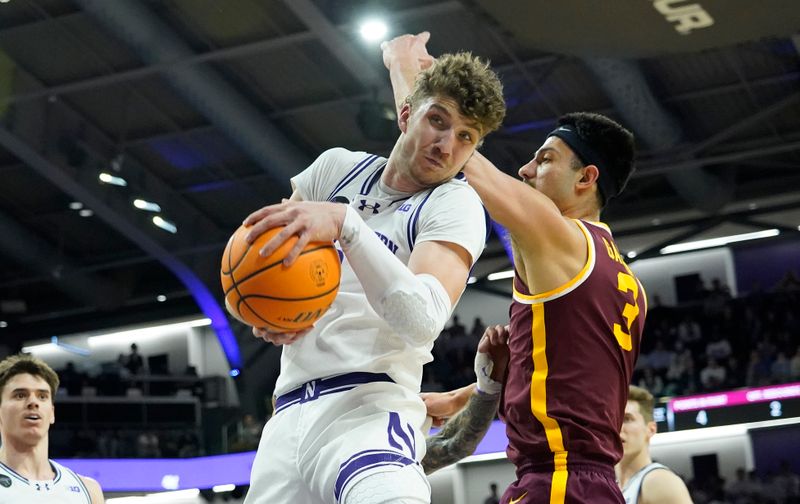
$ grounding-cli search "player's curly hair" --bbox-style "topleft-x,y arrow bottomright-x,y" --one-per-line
558,112 -> 635,207
406,52 -> 506,137
0,354 -> 60,403
628,384 -> 655,424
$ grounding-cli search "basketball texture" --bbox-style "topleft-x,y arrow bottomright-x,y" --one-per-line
220,225 -> 340,332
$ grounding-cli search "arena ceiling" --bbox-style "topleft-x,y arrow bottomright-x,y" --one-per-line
1,0 -> 799,356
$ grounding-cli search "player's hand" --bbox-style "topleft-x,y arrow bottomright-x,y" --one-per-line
243,200 -> 346,265
478,324 -> 510,382
420,384 -> 475,426
252,326 -> 312,346
380,32 -> 434,72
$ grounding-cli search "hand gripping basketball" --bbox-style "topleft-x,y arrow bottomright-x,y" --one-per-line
220,224 -> 340,332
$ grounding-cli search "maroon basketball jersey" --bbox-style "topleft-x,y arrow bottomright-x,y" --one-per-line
503,220 -> 645,476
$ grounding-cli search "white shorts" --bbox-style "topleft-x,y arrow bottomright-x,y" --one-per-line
244,374 -> 431,504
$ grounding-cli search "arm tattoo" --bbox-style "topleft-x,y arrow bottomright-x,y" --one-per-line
421,391 -> 500,475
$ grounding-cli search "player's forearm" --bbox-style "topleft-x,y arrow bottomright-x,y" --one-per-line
464,153 -> 559,238
388,62 -> 419,114
422,390 -> 500,474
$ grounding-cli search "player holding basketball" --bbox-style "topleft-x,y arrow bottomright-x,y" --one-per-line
618,386 -> 692,504
241,51 -> 506,504
384,34 -> 645,504
0,354 -> 104,503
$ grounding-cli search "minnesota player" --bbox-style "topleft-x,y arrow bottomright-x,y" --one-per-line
0,354 -> 104,503
618,386 -> 692,504
384,34 -> 644,504
241,52 -> 505,504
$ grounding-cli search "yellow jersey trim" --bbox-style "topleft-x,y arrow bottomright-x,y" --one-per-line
529,303 -> 569,503
513,220 -> 595,305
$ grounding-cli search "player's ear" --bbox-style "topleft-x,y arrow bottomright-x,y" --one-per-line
578,164 -> 599,187
398,103 -> 412,134
646,420 -> 657,439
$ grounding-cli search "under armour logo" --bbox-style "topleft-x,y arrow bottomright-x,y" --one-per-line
358,199 -> 380,214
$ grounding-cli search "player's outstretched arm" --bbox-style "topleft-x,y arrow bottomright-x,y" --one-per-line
462,151 -> 584,258
381,32 -> 434,114
422,325 -> 509,474
81,476 -> 105,504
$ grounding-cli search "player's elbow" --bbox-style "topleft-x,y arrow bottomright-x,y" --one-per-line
380,289 -> 444,346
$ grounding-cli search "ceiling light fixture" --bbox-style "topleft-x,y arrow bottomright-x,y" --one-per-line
69,201 -> 83,210
487,270 -> 515,281
98,172 -> 127,187
660,229 -> 780,255
152,216 -> 178,234
134,199 -> 162,212
79,209 -> 94,217
359,19 -> 388,41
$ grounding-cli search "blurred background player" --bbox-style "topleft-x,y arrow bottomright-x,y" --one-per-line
240,51 -> 505,504
384,33 -> 644,504
618,385 -> 692,504
0,354 -> 104,503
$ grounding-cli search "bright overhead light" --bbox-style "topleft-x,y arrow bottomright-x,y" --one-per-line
69,201 -> 83,210
0,321 -> 7,328
660,229 -> 780,255
98,172 -> 127,186
626,251 -> 638,258
134,198 -> 162,212
487,270 -> 515,281
359,19 -> 388,41
87,318 -> 211,347
152,216 -> 177,234
79,208 -> 94,218
156,294 -> 167,302
467,276 -> 477,285
213,484 -> 236,493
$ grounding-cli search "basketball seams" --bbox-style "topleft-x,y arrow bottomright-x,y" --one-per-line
238,282 -> 340,302
221,228 -> 253,275
224,244 -> 336,296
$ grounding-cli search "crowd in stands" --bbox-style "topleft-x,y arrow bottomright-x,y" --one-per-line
422,274 -> 800,398
689,462 -> 799,504
50,426 -> 203,459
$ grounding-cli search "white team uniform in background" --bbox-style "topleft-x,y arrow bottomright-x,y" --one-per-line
0,459 -> 92,504
245,148 -> 487,504
622,462 -> 669,504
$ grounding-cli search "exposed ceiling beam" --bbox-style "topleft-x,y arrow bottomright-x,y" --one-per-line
6,1 -> 462,105
687,91 -> 800,156
281,0 -> 383,87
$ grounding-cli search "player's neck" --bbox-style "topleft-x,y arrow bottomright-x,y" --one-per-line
0,439 -> 53,480
560,196 -> 601,223
617,449 -> 653,488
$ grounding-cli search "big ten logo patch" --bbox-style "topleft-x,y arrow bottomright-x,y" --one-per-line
309,259 -> 329,287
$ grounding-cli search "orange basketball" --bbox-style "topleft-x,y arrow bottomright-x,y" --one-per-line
220,225 -> 340,332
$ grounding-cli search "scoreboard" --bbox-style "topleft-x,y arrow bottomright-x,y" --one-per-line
655,382 -> 800,432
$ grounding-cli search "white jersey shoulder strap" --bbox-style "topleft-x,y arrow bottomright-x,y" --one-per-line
622,462 -> 669,504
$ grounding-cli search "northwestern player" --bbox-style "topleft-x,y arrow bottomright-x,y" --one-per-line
0,354 -> 104,503
618,386 -> 692,504
241,52 -> 506,504
384,34 -> 645,504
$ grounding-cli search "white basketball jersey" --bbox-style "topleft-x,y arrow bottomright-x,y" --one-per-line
622,462 -> 669,504
0,459 -> 92,503
274,148 -> 487,395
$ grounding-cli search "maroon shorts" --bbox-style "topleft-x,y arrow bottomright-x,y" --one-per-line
500,464 -> 622,504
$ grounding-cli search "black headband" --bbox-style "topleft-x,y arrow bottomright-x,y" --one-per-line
547,125 -> 617,203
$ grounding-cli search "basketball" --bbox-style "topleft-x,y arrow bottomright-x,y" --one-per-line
220,225 -> 340,332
